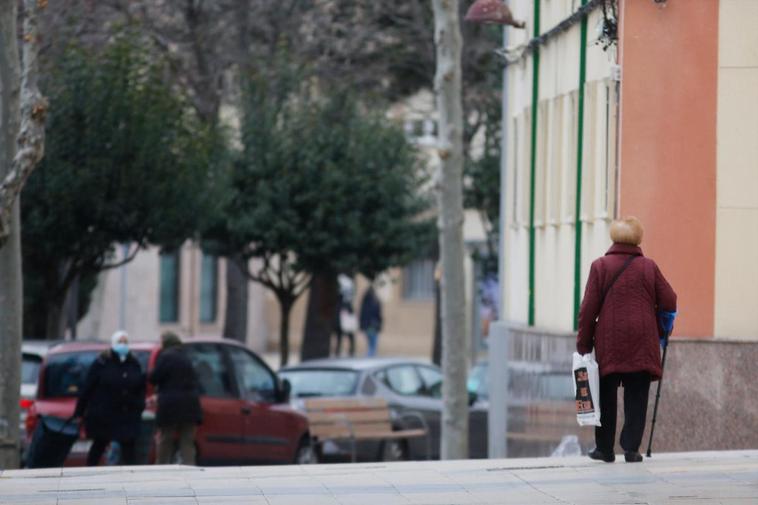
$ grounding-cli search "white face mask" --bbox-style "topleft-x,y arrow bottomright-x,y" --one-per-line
112,342 -> 129,360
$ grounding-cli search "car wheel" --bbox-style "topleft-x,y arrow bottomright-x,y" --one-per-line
294,437 -> 318,464
380,440 -> 407,462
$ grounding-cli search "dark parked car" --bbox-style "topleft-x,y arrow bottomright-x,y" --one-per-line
27,339 -> 313,466
280,357 -> 488,461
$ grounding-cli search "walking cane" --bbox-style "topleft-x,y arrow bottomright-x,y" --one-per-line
646,310 -> 676,458
645,340 -> 668,458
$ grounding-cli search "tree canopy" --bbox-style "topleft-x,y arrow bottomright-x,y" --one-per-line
206,66 -> 434,363
22,35 -> 224,338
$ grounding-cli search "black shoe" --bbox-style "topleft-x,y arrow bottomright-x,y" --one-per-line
589,448 -> 615,463
624,451 -> 643,463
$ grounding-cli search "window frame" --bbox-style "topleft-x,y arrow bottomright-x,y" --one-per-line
402,258 -> 436,301
159,250 -> 181,324
377,364 -> 426,397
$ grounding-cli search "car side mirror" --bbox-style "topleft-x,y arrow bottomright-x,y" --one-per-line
278,378 -> 292,403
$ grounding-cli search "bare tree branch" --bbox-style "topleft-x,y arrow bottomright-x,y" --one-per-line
0,0 -> 47,246
100,243 -> 141,271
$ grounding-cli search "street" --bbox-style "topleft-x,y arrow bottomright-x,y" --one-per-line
1,451 -> 757,504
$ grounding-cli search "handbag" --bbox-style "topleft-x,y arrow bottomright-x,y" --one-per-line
340,309 -> 357,333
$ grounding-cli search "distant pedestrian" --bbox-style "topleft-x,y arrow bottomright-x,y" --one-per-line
359,285 -> 383,357
74,330 -> 146,466
577,217 -> 677,463
149,332 -> 202,465
334,275 -> 357,357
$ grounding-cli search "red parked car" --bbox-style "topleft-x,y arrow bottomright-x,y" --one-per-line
27,339 -> 313,466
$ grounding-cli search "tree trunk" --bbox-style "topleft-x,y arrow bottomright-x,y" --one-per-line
65,275 -> 79,339
300,271 -> 337,362
222,256 -> 248,343
0,0 -> 46,245
432,0 -> 469,460
432,273 -> 442,366
277,296 -> 294,367
45,297 -> 66,340
0,0 -> 22,469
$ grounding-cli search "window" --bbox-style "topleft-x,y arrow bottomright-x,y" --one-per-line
402,259 -> 435,300
199,253 -> 218,323
381,365 -> 424,396
279,369 -> 360,398
466,362 -> 489,400
548,97 -> 563,223
42,351 -> 149,398
227,346 -> 276,402
21,354 -> 42,386
159,251 -> 180,323
417,366 -> 443,398
534,102 -> 549,225
510,116 -> 519,226
186,344 -> 234,398
561,92 -> 578,221
42,352 -> 98,398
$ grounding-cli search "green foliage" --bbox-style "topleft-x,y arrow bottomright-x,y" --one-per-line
22,34 -> 225,337
210,65 -> 434,283
204,62 -> 433,363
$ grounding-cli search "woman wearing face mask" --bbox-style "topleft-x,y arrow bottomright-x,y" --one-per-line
74,330 -> 146,466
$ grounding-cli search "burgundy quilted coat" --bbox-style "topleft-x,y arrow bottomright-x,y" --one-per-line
576,243 -> 677,381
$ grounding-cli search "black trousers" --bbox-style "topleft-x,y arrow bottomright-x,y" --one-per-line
334,331 -> 355,357
595,372 -> 651,454
87,438 -> 136,466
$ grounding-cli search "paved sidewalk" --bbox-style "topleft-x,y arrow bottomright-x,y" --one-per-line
1,451 -> 757,504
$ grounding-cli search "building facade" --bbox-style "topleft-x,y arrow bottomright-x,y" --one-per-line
77,244 -> 270,352
499,0 -> 758,453
503,0 -> 758,341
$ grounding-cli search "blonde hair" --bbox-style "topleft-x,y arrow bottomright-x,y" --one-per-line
610,216 -> 643,246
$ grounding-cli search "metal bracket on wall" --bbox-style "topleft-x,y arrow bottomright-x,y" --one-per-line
610,64 -> 621,82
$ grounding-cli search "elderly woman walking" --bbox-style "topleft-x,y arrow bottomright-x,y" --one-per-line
577,217 -> 677,463
74,330 -> 146,466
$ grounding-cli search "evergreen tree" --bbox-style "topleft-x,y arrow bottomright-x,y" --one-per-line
22,35 -> 224,338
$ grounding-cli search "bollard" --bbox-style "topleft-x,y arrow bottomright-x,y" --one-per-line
487,321 -> 509,458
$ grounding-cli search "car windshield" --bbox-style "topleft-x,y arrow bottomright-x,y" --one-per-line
21,355 -> 42,386
43,350 -> 150,398
279,369 -> 359,398
467,363 -> 488,400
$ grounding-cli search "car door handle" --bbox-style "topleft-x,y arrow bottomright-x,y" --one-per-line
241,406 -> 252,415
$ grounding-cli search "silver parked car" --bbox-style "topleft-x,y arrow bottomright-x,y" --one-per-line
279,357 -> 488,461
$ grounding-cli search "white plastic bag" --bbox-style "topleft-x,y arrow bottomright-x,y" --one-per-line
572,352 -> 601,427
340,309 -> 358,333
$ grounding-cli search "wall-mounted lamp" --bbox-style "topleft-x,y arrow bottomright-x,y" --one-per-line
464,0 -> 526,28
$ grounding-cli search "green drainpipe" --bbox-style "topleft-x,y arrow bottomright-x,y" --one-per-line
527,0 -> 541,326
573,0 -> 589,330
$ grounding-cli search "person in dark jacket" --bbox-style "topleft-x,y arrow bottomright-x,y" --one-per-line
359,285 -> 383,357
577,217 -> 677,464
149,332 -> 202,465
74,330 -> 146,466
